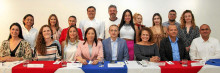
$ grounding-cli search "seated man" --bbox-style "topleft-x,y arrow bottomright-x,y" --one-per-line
190,24 -> 220,61
160,25 -> 189,61
102,25 -> 129,61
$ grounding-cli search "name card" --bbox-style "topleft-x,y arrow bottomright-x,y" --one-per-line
108,63 -> 124,67
67,63 -> 82,68
27,64 -> 44,68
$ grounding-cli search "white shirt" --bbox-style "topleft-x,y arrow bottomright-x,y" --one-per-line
120,25 -> 135,40
64,40 -> 78,61
79,18 -> 105,39
104,18 -> 121,39
190,37 -> 220,61
22,27 -> 38,50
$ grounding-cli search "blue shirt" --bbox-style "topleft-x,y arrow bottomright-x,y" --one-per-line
169,36 -> 180,61
111,38 -> 118,60
162,21 -> 180,27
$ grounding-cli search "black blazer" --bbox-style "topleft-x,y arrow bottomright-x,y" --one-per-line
159,37 -> 189,61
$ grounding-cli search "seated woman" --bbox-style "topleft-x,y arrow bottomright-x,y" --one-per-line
61,25 -> 80,61
75,27 -> 103,65
134,27 -> 160,62
0,23 -> 32,62
34,25 -> 61,61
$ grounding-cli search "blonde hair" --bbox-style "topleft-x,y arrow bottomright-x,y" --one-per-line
133,13 -> 143,24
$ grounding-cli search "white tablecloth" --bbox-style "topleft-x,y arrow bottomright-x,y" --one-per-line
0,61 -> 23,73
198,65 -> 220,73
55,67 -> 84,73
126,61 -> 161,73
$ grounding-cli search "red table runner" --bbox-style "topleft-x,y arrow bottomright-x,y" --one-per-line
160,61 -> 202,73
12,61 -> 62,73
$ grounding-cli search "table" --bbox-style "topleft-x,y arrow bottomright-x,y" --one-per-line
1,60 -> 219,73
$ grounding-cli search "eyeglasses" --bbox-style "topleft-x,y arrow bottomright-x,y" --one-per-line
201,28 -> 209,31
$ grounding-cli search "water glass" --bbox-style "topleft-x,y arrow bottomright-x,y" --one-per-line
142,59 -> 149,67
182,59 -> 188,67
99,60 -> 104,67
23,60 -> 30,67
61,60 -> 67,67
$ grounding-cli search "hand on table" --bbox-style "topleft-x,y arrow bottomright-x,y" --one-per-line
150,56 -> 160,62
79,59 -> 88,65
92,60 -> 99,65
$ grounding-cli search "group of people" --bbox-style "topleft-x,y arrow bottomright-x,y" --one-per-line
0,5 -> 220,65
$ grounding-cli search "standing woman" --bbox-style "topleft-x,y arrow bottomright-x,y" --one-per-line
48,14 -> 62,40
75,27 -> 103,65
22,14 -> 38,51
34,25 -> 61,61
0,23 -> 32,62
178,10 -> 199,52
61,25 -> 80,62
133,13 -> 145,42
119,9 -> 138,60
150,13 -> 167,48
134,27 -> 160,62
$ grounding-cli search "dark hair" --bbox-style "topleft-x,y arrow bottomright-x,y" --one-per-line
35,25 -> 53,55
48,14 -> 60,31
108,5 -> 117,10
139,27 -> 154,42
169,9 -> 176,13
87,6 -> 96,11
68,15 -> 77,27
8,23 -> 24,40
23,14 -> 34,27
152,13 -> 165,34
180,10 -> 196,29
83,27 -> 98,46
119,9 -> 136,43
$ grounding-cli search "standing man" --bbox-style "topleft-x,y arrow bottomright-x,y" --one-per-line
104,5 -> 121,39
79,6 -> 105,41
162,9 -> 180,27
190,24 -> 220,61
102,25 -> 129,61
160,25 -> 189,61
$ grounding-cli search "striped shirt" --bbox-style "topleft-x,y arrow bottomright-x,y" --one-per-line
34,40 -> 61,61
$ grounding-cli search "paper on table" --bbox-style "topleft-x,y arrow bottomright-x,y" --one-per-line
67,63 -> 82,68
27,64 -> 44,68
191,62 -> 203,66
53,61 -> 61,64
117,62 -> 125,65
108,63 -> 124,67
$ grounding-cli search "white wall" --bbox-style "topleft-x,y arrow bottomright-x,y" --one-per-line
0,0 -> 220,45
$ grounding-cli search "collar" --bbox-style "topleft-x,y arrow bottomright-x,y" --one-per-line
111,37 -> 119,42
168,36 -> 178,43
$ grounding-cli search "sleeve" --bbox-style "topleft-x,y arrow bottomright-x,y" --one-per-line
56,48 -> 61,60
79,21 -> 85,39
154,44 -> 160,58
0,41 -> 7,57
23,41 -> 32,60
55,40 -> 62,55
59,29 -> 65,44
75,42 -> 82,58
206,40 -> 220,60
98,21 -> 105,39
123,41 -> 129,60
134,44 -> 149,61
195,26 -> 200,38
159,40 -> 169,61
78,28 -> 83,41
189,39 -> 197,60
97,41 -> 104,60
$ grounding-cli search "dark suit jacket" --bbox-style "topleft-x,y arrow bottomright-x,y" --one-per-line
159,37 -> 189,61
102,37 -> 129,61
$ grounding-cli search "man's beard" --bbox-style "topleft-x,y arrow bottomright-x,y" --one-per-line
169,19 -> 175,22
